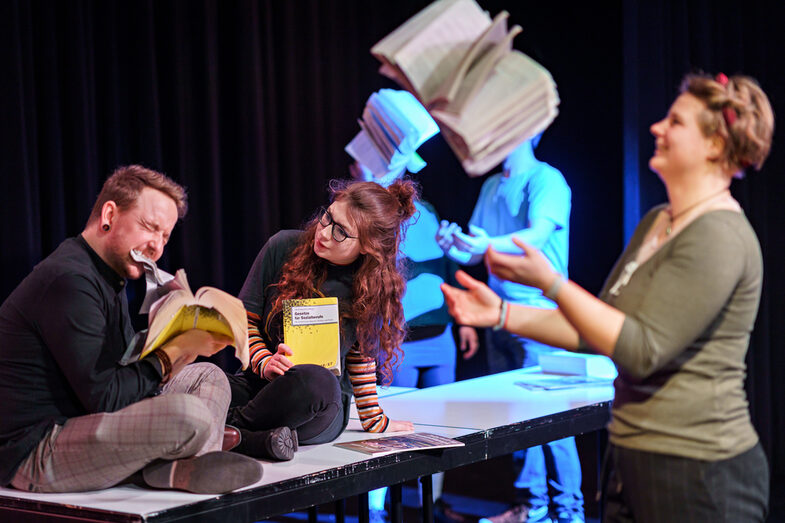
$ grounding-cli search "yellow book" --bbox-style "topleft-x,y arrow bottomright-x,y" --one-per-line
283,297 -> 341,375
140,269 -> 249,369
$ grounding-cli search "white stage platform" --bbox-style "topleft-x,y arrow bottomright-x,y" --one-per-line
0,368 -> 614,522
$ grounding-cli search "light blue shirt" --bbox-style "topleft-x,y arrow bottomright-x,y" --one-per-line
469,163 -> 570,307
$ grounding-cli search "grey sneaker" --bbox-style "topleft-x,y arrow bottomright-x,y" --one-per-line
142,451 -> 263,494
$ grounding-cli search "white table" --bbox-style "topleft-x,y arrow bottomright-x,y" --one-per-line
0,369 -> 613,522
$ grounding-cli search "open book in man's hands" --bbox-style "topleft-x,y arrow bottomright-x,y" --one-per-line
371,0 -> 559,176
128,250 -> 249,369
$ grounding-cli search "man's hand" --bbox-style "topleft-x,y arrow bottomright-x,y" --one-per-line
453,225 -> 490,257
436,221 -> 483,265
161,329 -> 233,376
262,343 -> 294,381
458,326 -> 479,359
436,220 -> 462,253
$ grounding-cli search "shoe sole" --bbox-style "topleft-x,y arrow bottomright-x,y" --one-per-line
143,451 -> 263,494
268,426 -> 297,461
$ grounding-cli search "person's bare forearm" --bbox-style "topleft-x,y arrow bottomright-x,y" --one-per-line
549,280 -> 624,357
504,304 -> 581,350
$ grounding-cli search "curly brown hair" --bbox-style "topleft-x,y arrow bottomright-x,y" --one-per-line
270,178 -> 418,384
681,73 -> 774,176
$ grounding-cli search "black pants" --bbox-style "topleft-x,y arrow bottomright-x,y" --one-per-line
227,364 -> 344,444
603,442 -> 769,522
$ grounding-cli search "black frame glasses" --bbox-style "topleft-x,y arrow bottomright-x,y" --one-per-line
318,207 -> 358,243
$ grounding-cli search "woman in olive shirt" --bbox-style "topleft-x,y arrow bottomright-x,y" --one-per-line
441,73 -> 774,521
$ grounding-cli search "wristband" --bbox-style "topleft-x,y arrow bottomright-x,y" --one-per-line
493,300 -> 509,331
545,274 -> 566,301
153,348 -> 172,384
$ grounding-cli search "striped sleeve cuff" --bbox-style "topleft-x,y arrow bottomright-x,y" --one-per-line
248,311 -> 273,378
347,347 -> 389,432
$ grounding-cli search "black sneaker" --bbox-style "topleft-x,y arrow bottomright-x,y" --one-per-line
235,426 -> 298,461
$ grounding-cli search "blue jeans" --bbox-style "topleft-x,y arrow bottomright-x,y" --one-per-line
392,324 -> 457,389
487,329 -> 585,519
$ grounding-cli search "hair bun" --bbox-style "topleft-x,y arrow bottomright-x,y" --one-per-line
387,178 -> 419,223
681,73 -> 774,173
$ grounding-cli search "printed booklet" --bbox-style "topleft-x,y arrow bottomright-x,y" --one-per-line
335,432 -> 464,457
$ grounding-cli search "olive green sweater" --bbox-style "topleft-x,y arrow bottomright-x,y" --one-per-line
599,206 -> 761,461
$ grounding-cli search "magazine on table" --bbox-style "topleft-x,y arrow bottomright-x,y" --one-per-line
334,432 -> 464,457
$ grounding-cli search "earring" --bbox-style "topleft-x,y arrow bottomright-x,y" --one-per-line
102,224 -> 110,232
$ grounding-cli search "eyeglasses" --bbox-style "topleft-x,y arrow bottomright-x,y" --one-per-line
318,207 -> 358,243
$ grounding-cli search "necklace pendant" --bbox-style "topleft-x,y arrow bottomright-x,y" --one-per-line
665,224 -> 672,236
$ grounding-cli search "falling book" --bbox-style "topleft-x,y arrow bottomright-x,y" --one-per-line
140,268 -> 249,369
335,432 -> 464,457
345,89 -> 439,178
283,297 -> 341,375
371,0 -> 559,176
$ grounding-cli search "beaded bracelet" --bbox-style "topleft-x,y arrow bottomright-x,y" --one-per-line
545,274 -> 566,301
153,348 -> 173,384
493,300 -> 509,331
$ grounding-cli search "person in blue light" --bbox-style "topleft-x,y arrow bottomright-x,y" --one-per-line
347,89 -> 479,522
437,134 -> 583,523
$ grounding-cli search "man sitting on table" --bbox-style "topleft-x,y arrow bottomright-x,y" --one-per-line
0,165 -> 262,494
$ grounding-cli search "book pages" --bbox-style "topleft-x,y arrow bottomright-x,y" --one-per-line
140,285 -> 249,370
429,10 -> 513,109
370,0 -> 560,176
372,0 -> 491,103
345,130 -> 391,176
345,90 -> 438,177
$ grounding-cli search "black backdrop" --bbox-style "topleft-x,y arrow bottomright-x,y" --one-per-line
1,0 -> 782,483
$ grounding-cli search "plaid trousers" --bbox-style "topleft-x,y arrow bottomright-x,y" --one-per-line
11,362 -> 230,493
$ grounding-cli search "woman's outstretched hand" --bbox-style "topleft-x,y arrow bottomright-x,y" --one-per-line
485,237 -> 557,291
441,270 -> 503,328
387,419 -> 415,432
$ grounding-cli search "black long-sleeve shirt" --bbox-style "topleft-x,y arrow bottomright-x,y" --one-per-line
0,235 -> 163,485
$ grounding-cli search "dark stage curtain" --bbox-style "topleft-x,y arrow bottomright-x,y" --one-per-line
0,0 -> 623,298
1,0 -> 781,485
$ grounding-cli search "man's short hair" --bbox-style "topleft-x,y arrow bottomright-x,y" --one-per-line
88,165 -> 188,223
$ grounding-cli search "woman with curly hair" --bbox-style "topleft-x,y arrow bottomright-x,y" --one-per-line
227,179 -> 417,460
442,72 -> 774,521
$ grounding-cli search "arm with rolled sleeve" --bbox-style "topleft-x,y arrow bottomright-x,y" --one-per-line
239,230 -> 304,379
347,347 -> 390,432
